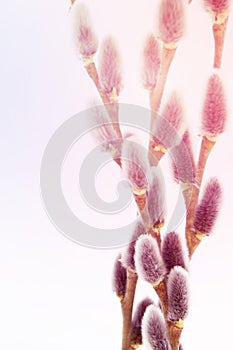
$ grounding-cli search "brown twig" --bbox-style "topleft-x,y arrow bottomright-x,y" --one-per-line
121,270 -> 138,350
153,280 -> 168,316
167,321 -> 183,350
148,226 -> 162,249
213,16 -> 229,69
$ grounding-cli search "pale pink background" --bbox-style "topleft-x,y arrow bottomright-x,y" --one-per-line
0,0 -> 233,349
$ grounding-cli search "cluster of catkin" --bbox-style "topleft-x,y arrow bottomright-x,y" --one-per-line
70,0 -> 231,349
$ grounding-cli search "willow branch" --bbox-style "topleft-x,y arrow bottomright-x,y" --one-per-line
185,136 -> 216,256
121,270 -> 138,350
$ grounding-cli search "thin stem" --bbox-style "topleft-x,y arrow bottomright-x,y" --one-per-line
84,61 -> 123,140
121,270 -> 138,350
149,46 -> 176,165
150,46 -> 177,113
167,322 -> 183,350
148,227 -> 162,249
213,16 -> 229,69
148,138 -> 166,166
84,61 -> 124,169
153,280 -> 168,316
185,136 -> 216,256
105,102 -> 122,139
133,192 -> 151,229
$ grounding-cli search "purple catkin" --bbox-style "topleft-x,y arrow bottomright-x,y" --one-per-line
122,138 -> 150,191
142,305 -> 171,350
152,93 -> 184,149
171,130 -> 196,184
92,105 -> 119,153
203,0 -> 230,13
112,255 -> 127,299
162,232 -> 189,272
193,178 -> 222,235
167,267 -> 189,322
158,0 -> 186,46
122,220 -> 147,271
142,34 -> 161,89
135,235 -> 166,285
99,37 -> 123,95
147,169 -> 166,228
130,298 -> 154,346
202,74 -> 227,136
72,2 -> 98,57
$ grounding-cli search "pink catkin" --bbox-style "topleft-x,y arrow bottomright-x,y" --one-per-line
122,138 -> 150,191
130,298 -> 154,346
142,34 -> 161,89
72,2 -> 98,57
112,255 -> 127,298
142,306 -> 170,350
135,235 -> 166,285
92,106 -> 119,153
202,74 -> 227,136
122,220 -> 147,271
99,37 -> 123,95
162,232 -> 189,272
194,178 -> 222,235
162,93 -> 183,130
167,266 -> 189,322
203,0 -> 230,13
171,131 -> 196,184
147,169 -> 166,227
152,93 -> 184,149
158,0 -> 186,45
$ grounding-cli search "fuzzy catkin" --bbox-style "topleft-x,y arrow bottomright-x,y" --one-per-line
142,34 -> 161,89
99,37 -> 123,95
203,0 -> 230,13
112,255 -> 127,299
152,92 -> 183,149
142,305 -> 171,350
202,74 -> 227,136
158,0 -> 186,45
194,178 -> 222,235
130,298 -> 154,346
167,266 -> 189,322
92,105 -> 118,152
72,2 -> 98,57
122,220 -> 147,271
122,138 -> 150,191
171,131 -> 196,184
147,169 -> 166,228
162,232 -> 188,272
135,235 -> 166,285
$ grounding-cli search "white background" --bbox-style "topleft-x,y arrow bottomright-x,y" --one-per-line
1,0 -> 233,349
